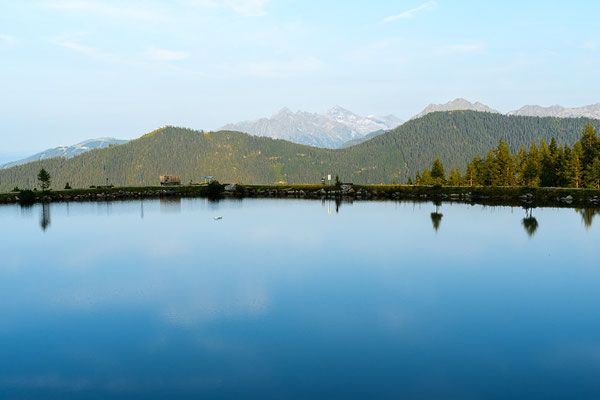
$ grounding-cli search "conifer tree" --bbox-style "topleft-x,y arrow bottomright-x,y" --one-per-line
37,168 -> 51,191
448,167 -> 462,186
421,167 -> 432,185
581,123 -> 600,167
494,140 -> 513,186
464,157 -> 481,187
585,158 -> 600,189
570,153 -> 582,188
540,137 -> 558,187
481,149 -> 498,186
430,158 -> 446,184
515,146 -> 528,186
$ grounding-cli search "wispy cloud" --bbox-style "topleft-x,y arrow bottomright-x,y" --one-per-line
0,34 -> 17,47
383,1 -> 437,23
583,41 -> 598,52
373,37 -> 404,49
228,56 -> 323,78
488,57 -> 531,74
142,47 -> 189,61
54,40 -> 139,65
438,43 -> 484,55
347,37 -> 406,63
184,0 -> 271,17
54,40 -> 192,69
227,0 -> 271,17
42,1 -> 168,22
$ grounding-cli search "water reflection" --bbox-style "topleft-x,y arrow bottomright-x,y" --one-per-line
521,207 -> 538,238
430,200 -> 443,232
321,198 -> 345,214
40,202 -> 51,231
12,199 -> 600,235
160,197 -> 181,214
576,208 -> 599,229
1,198 -> 600,399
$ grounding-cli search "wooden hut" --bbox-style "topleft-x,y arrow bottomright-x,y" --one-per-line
159,175 -> 181,186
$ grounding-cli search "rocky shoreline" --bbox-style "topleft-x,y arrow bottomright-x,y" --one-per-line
1,184 -> 599,208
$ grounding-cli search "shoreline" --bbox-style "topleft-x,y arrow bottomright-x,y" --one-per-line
1,184 -> 599,209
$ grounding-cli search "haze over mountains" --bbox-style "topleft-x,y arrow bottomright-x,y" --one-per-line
412,98 -> 500,119
3,99 -> 600,171
2,111 -> 597,191
220,99 -> 600,150
508,103 -> 600,119
221,106 -> 403,148
413,98 -> 600,120
1,138 -> 127,169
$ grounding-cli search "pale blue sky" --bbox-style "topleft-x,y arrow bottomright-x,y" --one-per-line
1,0 -> 600,156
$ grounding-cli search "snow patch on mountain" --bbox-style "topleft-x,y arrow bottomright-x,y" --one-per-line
1,137 -> 128,169
221,106 -> 403,148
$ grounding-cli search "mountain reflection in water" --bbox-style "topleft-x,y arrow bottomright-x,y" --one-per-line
0,198 -> 599,399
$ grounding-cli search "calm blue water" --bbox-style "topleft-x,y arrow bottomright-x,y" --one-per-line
0,198 -> 599,399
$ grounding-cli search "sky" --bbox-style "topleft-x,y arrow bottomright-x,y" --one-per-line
1,0 -> 600,157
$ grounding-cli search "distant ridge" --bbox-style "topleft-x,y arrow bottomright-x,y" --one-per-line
508,103 -> 600,119
1,111 -> 597,191
412,98 -> 500,119
1,138 -> 128,169
221,106 -> 403,149
338,129 -> 387,148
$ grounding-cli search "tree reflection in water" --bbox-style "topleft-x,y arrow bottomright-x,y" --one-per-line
575,208 -> 599,229
522,207 -> 538,238
40,202 -> 51,232
430,200 -> 443,233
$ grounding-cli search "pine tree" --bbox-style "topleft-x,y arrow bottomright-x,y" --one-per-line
481,149 -> 499,186
494,140 -> 513,186
464,157 -> 481,187
37,168 -> 51,191
539,137 -> 557,187
581,123 -> 600,166
448,167 -> 463,186
430,158 -> 446,184
421,167 -> 432,185
571,153 -> 582,188
585,158 -> 600,189
515,146 -> 528,186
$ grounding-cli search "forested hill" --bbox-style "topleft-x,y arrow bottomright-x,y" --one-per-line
1,111 -> 599,191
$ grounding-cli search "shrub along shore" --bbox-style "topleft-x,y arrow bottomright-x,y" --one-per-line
1,183 -> 599,208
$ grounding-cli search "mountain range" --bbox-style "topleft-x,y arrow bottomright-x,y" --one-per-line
0,138 -> 127,169
3,99 -> 600,172
508,103 -> 600,119
221,106 -> 403,148
1,111 -> 597,191
414,98 -> 600,120
221,100 -> 600,149
411,98 -> 500,119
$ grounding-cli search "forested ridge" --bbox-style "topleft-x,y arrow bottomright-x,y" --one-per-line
1,111 -> 599,191
414,123 -> 600,188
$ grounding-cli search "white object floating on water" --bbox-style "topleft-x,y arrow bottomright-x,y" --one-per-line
214,216 -> 223,220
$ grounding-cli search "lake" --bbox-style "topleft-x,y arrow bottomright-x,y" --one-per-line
1,198 -> 599,399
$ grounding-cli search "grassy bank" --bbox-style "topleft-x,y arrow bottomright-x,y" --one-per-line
1,183 -> 599,208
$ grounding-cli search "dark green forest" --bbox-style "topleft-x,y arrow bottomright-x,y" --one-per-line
1,111 -> 599,191
415,123 -> 600,188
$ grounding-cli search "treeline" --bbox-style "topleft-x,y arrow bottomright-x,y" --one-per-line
414,123 -> 600,188
1,111 -> 599,191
